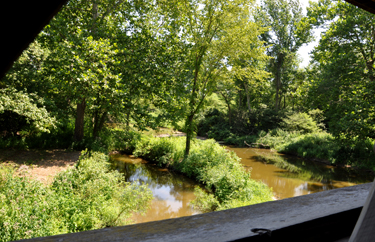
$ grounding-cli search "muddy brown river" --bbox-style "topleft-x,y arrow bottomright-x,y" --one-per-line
228,147 -> 373,199
111,147 -> 373,222
111,154 -> 201,223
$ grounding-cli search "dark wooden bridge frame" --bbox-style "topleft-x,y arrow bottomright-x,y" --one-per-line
1,1 -> 375,241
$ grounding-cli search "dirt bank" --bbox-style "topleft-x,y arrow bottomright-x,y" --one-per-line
0,149 -> 81,185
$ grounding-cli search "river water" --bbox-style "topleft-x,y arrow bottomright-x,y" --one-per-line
227,147 -> 373,199
110,147 -> 373,222
110,154 -> 201,223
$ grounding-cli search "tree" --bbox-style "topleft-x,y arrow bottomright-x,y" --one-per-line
257,0 -> 313,111
41,0 -> 164,140
307,0 -> 375,140
48,34 -> 121,139
161,0 -> 268,157
40,0 -> 122,140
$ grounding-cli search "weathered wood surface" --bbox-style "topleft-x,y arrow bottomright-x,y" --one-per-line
349,143 -> 375,241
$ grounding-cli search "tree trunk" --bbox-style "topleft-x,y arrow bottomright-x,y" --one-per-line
93,112 -> 107,137
184,113 -> 195,158
274,54 -> 284,111
74,98 -> 86,141
238,90 -> 242,109
125,109 -> 131,131
91,1 -> 99,35
275,69 -> 280,111
220,92 -> 232,125
227,102 -> 232,126
244,83 -> 251,113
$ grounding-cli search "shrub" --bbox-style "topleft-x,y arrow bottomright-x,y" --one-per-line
281,112 -> 320,134
0,151 -> 153,241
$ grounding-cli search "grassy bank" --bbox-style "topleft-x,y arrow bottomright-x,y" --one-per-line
0,150 -> 152,241
223,129 -> 375,170
111,129 -> 273,212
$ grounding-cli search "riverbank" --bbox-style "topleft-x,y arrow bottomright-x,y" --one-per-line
115,129 -> 273,211
210,130 -> 375,172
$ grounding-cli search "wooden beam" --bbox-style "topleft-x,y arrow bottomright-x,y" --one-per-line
345,0 -> 375,14
0,1 -> 68,80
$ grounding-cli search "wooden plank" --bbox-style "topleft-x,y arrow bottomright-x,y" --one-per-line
348,144 -> 375,241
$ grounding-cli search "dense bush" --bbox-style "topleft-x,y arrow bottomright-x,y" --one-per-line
197,108 -> 283,142
281,112 -> 321,133
0,151 -> 152,241
0,119 -> 75,150
197,109 -> 231,140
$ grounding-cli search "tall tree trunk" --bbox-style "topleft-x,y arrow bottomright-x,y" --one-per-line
93,112 -> 107,137
74,98 -> 86,141
227,103 -> 232,126
125,109 -> 131,131
184,113 -> 195,158
275,69 -> 281,111
220,92 -> 232,125
238,90 -> 242,109
244,83 -> 251,113
91,1 -> 99,35
274,54 -> 284,111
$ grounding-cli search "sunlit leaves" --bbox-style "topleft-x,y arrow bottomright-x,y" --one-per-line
0,88 -> 56,133
308,0 -> 375,141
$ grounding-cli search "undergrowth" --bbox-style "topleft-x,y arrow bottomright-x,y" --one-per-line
0,150 -> 152,241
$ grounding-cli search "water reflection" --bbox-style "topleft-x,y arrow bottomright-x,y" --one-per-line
110,148 -> 374,222
227,147 -> 373,199
110,154 -> 201,223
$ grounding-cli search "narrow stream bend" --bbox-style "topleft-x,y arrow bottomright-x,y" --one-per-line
110,147 -> 374,222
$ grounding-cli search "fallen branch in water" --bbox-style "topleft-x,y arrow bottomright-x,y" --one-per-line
244,141 -> 270,149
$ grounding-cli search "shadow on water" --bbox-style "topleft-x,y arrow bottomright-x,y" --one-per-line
226,147 -> 374,199
110,154 -> 202,223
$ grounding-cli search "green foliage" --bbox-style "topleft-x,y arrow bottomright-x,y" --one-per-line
197,109 -> 231,140
190,187 -> 220,212
197,107 -> 283,144
224,135 -> 258,147
158,0 -> 270,157
0,119 -> 75,150
0,151 -> 152,241
257,0 -> 313,111
281,112 -> 320,133
0,88 -> 56,134
307,0 -> 375,142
